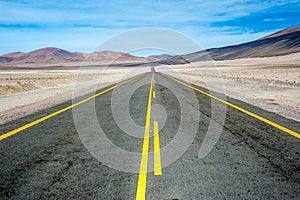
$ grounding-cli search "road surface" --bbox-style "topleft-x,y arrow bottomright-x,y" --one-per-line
0,70 -> 300,199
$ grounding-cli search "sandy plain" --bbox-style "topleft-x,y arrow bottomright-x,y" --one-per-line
157,52 -> 300,122
0,52 -> 299,124
0,67 -> 149,124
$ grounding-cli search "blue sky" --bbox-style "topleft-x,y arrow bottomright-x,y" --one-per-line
0,0 -> 300,56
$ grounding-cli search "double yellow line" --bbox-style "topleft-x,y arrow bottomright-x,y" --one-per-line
162,73 -> 300,139
1,71 -> 163,199
136,72 -> 162,200
0,74 -> 144,141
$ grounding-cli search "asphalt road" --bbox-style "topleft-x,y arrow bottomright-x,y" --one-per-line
0,70 -> 300,199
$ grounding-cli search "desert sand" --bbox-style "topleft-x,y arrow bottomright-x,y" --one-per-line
157,52 -> 300,122
0,52 -> 299,124
0,67 -> 149,124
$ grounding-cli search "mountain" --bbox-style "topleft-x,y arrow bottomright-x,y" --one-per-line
180,25 -> 300,62
1,52 -> 26,58
86,51 -> 137,61
1,25 -> 300,66
0,47 -> 84,64
260,25 -> 300,40
85,51 -> 148,63
0,52 -> 26,63
0,48 -> 145,65
137,25 -> 300,65
147,54 -> 172,60
19,47 -> 84,63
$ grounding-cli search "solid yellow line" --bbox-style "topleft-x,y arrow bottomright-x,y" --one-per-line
162,73 -> 300,139
154,121 -> 162,176
136,72 -> 154,200
153,91 -> 156,99
0,74 -> 143,141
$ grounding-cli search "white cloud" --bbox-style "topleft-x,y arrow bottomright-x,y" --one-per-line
263,18 -> 287,22
0,0 -> 298,54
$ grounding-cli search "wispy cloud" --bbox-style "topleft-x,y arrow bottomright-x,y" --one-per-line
262,18 -> 287,22
0,0 -> 299,54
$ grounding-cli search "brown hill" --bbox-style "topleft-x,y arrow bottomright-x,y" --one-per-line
86,51 -> 136,61
0,52 -> 26,63
0,47 -> 84,64
260,25 -> 300,40
15,47 -> 84,63
1,25 -> 300,66
180,25 -> 300,62
1,52 -> 26,58
0,48 -> 144,65
147,54 -> 172,60
85,51 -> 148,63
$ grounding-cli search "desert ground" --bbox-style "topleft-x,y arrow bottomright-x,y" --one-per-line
0,52 -> 299,124
156,52 -> 300,122
0,67 -> 149,124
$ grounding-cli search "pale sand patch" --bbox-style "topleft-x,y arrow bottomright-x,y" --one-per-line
0,67 -> 149,124
1,52 -> 299,125
156,53 -> 300,122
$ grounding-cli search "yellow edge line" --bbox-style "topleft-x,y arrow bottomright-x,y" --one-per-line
154,121 -> 162,176
136,72 -> 154,200
162,73 -> 300,139
0,74 -> 144,141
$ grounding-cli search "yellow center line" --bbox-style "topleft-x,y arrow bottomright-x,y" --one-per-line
153,91 -> 156,99
153,120 -> 162,176
0,74 -> 144,141
162,73 -> 300,139
136,72 -> 154,200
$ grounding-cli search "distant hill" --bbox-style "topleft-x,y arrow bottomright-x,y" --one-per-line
259,25 -> 300,40
0,48 -> 146,65
1,52 -> 26,58
147,54 -> 172,60
1,25 -> 300,66
85,51 -> 145,62
181,25 -> 300,62
0,47 -> 83,64
20,47 -> 84,63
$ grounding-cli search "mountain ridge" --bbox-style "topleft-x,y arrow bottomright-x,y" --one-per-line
259,25 -> 300,40
177,25 -> 300,62
1,24 -> 299,65
0,48 -> 147,65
